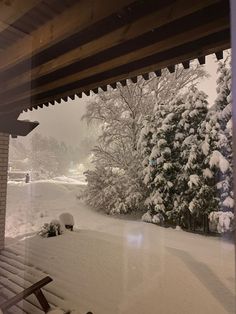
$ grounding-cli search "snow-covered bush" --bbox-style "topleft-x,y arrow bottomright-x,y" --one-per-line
59,213 -> 75,230
141,211 -> 164,225
141,210 -> 153,223
152,213 -> 165,225
84,165 -> 145,215
39,220 -> 64,238
209,211 -> 234,233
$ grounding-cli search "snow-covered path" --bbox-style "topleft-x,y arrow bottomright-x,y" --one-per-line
4,181 -> 236,313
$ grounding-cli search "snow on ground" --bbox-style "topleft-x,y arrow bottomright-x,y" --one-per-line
4,180 -> 236,314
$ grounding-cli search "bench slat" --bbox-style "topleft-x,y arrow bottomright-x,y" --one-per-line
0,276 -> 52,312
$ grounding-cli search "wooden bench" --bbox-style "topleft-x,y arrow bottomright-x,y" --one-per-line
0,276 -> 53,313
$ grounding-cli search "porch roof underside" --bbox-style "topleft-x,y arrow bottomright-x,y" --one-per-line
0,0 -> 231,118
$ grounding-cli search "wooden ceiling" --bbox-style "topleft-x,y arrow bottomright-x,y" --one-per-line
0,0 -> 231,127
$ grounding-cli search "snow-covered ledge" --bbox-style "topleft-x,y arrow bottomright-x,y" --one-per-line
0,133 -> 9,249
230,0 -> 236,243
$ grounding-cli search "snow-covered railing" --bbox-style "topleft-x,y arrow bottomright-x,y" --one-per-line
0,276 -> 53,313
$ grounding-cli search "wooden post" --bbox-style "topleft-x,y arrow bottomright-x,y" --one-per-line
0,132 -> 9,250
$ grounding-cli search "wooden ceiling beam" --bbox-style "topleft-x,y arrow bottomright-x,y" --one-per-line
0,0 -> 226,93
0,116 -> 39,136
215,50 -> 224,60
0,30 -> 229,114
167,65 -> 175,73
142,73 -> 150,80
0,0 -> 41,33
0,14 -> 229,107
155,70 -> 162,77
182,60 -> 190,69
0,0 -> 138,71
198,56 -> 206,64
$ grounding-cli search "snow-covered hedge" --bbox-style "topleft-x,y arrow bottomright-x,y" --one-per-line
209,211 -> 235,233
39,220 -> 64,238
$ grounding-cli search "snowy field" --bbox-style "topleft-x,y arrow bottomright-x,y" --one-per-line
4,180 -> 236,313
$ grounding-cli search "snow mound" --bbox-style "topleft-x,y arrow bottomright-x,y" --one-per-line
209,211 -> 234,233
52,175 -> 87,185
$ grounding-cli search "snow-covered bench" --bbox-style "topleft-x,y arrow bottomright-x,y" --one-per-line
0,276 -> 53,313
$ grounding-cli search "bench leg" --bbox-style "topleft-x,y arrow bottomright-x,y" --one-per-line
34,289 -> 51,313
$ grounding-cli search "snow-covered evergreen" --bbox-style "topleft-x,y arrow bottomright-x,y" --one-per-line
140,57 -> 233,233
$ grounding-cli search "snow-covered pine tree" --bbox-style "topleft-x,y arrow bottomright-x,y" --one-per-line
177,88 -> 210,231
140,98 -> 187,225
205,57 -> 233,232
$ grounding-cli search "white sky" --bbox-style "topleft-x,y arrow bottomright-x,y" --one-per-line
20,53 -> 224,146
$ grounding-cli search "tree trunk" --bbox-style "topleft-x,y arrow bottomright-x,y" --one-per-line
187,211 -> 192,230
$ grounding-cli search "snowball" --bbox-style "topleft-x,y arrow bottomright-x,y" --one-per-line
59,213 -> 75,226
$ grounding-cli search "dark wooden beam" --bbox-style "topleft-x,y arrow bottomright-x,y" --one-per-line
62,96 -> 68,102
0,0 -> 41,33
215,50 -> 224,60
167,65 -> 175,73
119,79 -> 127,86
142,73 -> 149,80
109,82 -> 117,89
100,85 -> 108,92
0,116 -> 39,136
155,69 -> 162,77
182,60 -> 190,69
83,90 -> 90,96
0,10 -> 229,108
69,94 -> 75,100
92,88 -> 99,94
130,77 -> 138,83
198,56 -> 206,64
2,30 -> 229,114
0,0 -> 137,71
76,92 -> 82,98
0,0 -> 228,93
